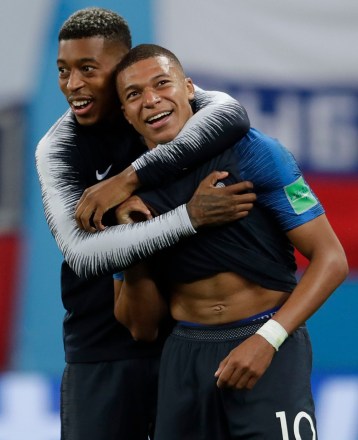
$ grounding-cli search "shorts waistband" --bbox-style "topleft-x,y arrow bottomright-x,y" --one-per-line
171,317 -> 270,342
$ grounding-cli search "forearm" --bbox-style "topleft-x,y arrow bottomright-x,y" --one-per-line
132,87 -> 249,187
47,191 -> 195,278
271,217 -> 348,335
273,249 -> 348,335
114,265 -> 167,342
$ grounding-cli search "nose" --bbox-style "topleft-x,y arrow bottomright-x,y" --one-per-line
142,89 -> 161,107
66,70 -> 84,92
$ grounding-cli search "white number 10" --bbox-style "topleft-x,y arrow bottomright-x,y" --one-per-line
276,411 -> 317,440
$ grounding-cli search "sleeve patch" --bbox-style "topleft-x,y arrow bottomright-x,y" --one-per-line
284,176 -> 318,215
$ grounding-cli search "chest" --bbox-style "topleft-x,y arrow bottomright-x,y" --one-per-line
139,148 -> 241,213
76,129 -> 145,187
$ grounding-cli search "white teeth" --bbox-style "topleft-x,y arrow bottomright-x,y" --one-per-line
147,111 -> 171,122
72,100 -> 90,107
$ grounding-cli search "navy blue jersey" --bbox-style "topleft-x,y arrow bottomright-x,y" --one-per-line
139,128 -> 325,292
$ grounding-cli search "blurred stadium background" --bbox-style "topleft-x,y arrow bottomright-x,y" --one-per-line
0,0 -> 357,438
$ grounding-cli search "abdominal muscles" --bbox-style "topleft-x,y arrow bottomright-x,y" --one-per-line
170,272 -> 290,325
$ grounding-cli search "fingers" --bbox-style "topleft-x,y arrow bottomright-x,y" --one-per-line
75,201 -> 97,233
75,188 -> 106,232
227,200 -> 255,217
75,201 -> 106,232
215,356 -> 260,390
187,171 -> 257,228
198,171 -> 254,194
202,170 -> 229,187
220,180 -> 254,195
214,336 -> 275,390
92,209 -> 107,231
188,197 -> 255,228
216,365 -> 259,390
214,356 -> 229,378
115,196 -> 152,224
74,175 -> 134,232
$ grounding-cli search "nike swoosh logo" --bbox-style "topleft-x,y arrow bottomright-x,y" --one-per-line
96,164 -> 113,181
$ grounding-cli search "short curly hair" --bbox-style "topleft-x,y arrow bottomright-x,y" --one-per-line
117,44 -> 185,76
58,7 -> 132,49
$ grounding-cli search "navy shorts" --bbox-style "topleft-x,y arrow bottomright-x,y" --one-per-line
154,321 -> 317,440
61,357 -> 160,440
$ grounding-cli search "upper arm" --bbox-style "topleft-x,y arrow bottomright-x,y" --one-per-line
287,215 -> 348,270
287,215 -> 337,259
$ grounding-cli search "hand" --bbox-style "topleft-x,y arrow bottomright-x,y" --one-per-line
214,334 -> 275,390
115,196 -> 153,224
187,171 -> 256,228
75,165 -> 139,232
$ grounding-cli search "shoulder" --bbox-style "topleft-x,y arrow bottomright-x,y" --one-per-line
233,128 -> 324,230
235,128 -> 301,188
37,110 -> 77,154
193,85 -> 247,120
36,110 -> 80,175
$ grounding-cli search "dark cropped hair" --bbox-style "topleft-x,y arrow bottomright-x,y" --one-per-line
117,44 -> 185,76
58,7 -> 132,49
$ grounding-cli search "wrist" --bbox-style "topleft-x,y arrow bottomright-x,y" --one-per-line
186,203 -> 199,229
256,319 -> 288,351
121,165 -> 140,192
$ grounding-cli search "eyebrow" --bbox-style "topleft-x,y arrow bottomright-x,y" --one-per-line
57,57 -> 99,65
121,73 -> 171,94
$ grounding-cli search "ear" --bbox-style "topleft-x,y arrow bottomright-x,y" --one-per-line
121,105 -> 132,125
185,78 -> 195,101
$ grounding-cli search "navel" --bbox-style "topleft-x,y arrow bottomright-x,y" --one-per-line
211,304 -> 227,314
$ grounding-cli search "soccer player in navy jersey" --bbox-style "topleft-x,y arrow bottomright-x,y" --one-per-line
113,44 -> 349,439
36,8 -> 255,440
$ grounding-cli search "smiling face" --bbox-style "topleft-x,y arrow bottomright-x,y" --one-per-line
57,37 -> 128,125
116,55 -> 195,149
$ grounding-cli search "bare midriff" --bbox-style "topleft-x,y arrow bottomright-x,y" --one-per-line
170,272 -> 291,325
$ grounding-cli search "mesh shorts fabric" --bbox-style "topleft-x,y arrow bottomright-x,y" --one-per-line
172,320 -> 266,341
